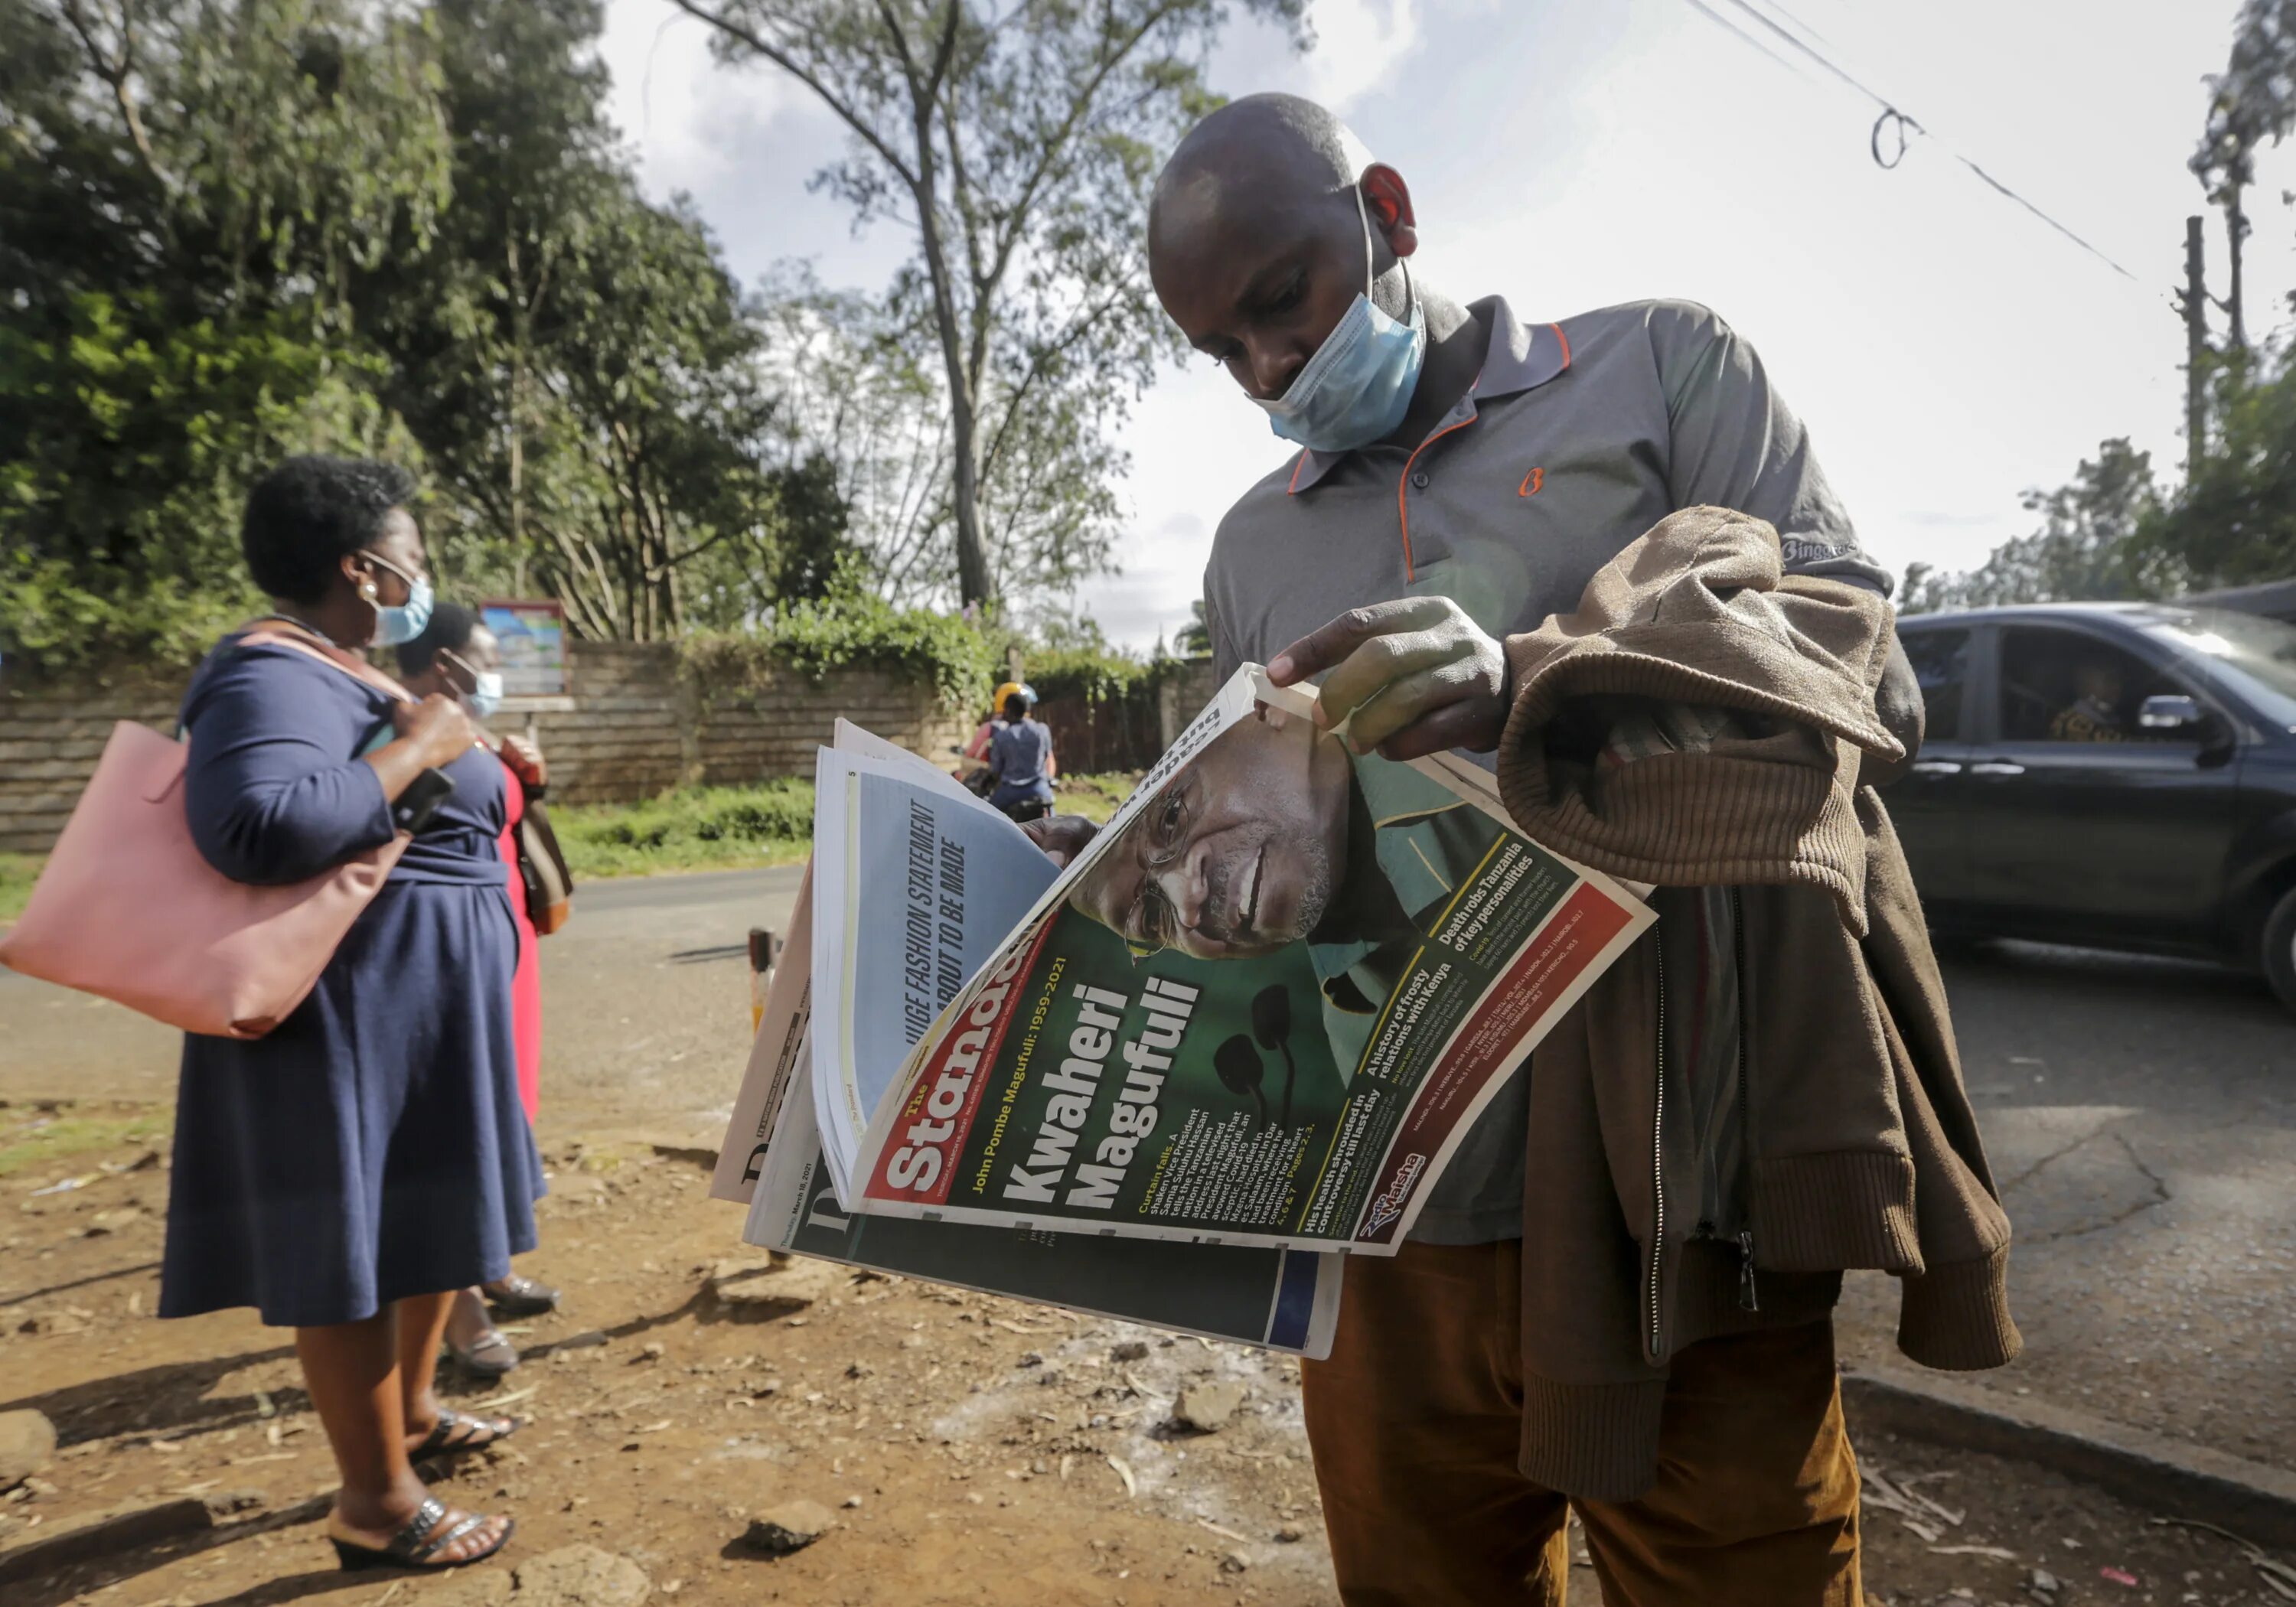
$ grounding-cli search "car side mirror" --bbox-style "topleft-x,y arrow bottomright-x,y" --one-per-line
2138,694 -> 2203,732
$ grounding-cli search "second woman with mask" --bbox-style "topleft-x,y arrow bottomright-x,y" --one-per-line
397,604 -> 559,1377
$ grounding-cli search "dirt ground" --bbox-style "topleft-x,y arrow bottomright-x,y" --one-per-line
5,1100 -> 2294,1607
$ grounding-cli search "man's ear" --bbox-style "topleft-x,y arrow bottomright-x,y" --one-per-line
1359,164 -> 1419,260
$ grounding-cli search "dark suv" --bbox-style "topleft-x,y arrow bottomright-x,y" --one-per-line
1893,601 -> 2296,1012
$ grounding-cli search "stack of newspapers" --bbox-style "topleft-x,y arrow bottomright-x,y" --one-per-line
710,666 -> 1650,1357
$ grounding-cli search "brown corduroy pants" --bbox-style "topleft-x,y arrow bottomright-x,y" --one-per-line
1300,1241 -> 1862,1606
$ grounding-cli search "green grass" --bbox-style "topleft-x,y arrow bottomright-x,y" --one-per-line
553,777 -> 819,880
1055,771 -> 1140,825
555,771 -> 1144,881
0,1110 -> 171,1179
0,853 -> 41,925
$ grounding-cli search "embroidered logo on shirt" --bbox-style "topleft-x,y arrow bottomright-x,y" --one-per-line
1518,467 -> 1544,497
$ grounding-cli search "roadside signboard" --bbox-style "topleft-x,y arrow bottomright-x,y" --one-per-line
479,599 -> 568,698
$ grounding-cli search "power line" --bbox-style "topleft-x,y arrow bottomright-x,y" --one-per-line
1760,0 -> 1834,48
1685,0 -> 2142,284
1678,0 -> 1808,82
1720,0 -> 1893,106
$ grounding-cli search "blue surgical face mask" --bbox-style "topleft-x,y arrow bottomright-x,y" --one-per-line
362,553 -> 434,648
1253,182 -> 1427,453
466,671 -> 504,720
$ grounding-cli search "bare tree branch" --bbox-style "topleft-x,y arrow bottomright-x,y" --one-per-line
59,0 -> 168,189
664,0 -> 921,188
978,278 -> 1134,482
977,0 -> 1189,303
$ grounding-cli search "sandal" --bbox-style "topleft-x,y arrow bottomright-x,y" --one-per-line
409,1407 -> 520,1461
449,1325 -> 520,1380
482,1274 -> 560,1316
331,1495 -> 512,1572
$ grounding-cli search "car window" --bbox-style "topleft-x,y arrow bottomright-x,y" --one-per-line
1996,627 -> 2192,745
2141,608 -> 2296,731
1900,628 -> 1970,742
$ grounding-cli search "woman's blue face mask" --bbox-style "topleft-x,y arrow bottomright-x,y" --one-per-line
361,551 -> 434,648
441,650 -> 504,719
1251,183 -> 1427,454
465,671 -> 504,720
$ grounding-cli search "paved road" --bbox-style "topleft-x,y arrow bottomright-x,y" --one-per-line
1838,938 -> 2296,1475
5,869 -> 2290,1470
0,865 -> 805,1136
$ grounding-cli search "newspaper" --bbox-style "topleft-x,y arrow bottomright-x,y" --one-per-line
711,723 -> 1343,1353
743,1064 -> 1341,1354
809,739 -> 1053,1203
709,862 -> 813,1204
845,666 -> 1652,1253
709,720 -> 1001,1205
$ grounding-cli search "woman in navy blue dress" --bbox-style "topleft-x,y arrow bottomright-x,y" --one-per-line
163,457 -> 541,1572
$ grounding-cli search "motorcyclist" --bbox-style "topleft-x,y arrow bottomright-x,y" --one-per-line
959,681 -> 1055,799
986,690 -> 1056,821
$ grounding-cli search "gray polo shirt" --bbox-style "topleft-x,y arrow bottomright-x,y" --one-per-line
1202,296 -> 1891,1244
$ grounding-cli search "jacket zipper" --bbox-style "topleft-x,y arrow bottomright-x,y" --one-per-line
1731,889 -> 1759,1314
1648,938 -> 1667,1360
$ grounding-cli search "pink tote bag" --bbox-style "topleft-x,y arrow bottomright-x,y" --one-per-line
0,630 -> 413,1040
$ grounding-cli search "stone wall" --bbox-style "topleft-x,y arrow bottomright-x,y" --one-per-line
1155,658 -> 1224,751
0,641 -> 971,855
518,643 -> 687,804
0,682 -> 183,857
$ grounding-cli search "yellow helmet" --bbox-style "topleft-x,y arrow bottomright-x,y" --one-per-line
993,680 -> 1036,712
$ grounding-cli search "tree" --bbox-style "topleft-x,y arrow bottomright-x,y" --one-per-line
661,0 -> 1307,609
752,266 -> 957,604
390,173 -> 789,641
359,0 -> 805,640
354,0 -> 625,597
760,451 -> 869,604
2151,341 -> 2296,588
1899,439 -> 2177,612
0,0 -> 451,669
0,0 -> 452,320
2193,0 -> 2296,355
0,294 -> 413,667
1174,598 -> 1212,657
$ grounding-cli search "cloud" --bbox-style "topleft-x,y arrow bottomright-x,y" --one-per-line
597,0 -> 907,288
1902,510 -> 2015,530
1298,0 -> 1425,112
598,2 -> 779,195
1072,522 -> 1213,653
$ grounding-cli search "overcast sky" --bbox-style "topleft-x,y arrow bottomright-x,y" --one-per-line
598,0 -> 2296,652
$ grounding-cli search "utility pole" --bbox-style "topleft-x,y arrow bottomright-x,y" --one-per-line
2224,187 -> 2249,356
2177,214 -> 2210,479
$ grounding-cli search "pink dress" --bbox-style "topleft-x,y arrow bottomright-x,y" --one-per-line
497,764 -> 543,1123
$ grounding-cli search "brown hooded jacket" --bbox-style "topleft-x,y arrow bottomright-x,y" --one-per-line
1493,504 -> 2020,1499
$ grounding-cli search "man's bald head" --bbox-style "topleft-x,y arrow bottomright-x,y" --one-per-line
1150,93 -> 1365,248
1147,93 -> 1420,405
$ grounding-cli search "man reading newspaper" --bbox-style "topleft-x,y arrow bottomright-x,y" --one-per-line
1026,95 -> 2018,1606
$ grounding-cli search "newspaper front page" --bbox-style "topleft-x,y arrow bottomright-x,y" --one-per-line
847,667 -> 1652,1253
711,721 -> 1345,1354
